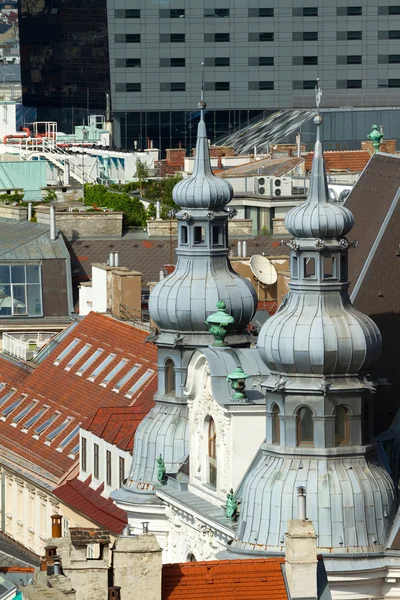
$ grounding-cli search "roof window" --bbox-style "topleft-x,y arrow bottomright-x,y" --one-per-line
125,369 -> 154,399
22,405 -> 49,431
57,424 -> 81,451
1,395 -> 25,419
68,443 -> 80,459
0,389 -> 16,408
76,348 -> 104,376
100,358 -> 129,388
53,338 -> 81,366
112,364 -> 141,392
33,412 -> 60,438
88,353 -> 117,381
64,343 -> 92,371
12,400 -> 37,426
46,417 -> 73,443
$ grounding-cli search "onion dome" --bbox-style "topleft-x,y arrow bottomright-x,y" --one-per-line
172,100 -> 233,210
285,115 -> 354,239
257,292 -> 382,375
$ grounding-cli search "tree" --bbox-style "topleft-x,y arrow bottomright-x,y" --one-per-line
135,159 -> 149,195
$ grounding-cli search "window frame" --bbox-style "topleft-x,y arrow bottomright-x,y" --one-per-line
208,418 -> 217,488
296,406 -> 314,446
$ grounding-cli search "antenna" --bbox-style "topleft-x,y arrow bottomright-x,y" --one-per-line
250,255 -> 277,285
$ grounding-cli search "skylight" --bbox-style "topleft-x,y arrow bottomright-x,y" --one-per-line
34,321 -> 80,364
125,369 -> 155,399
53,338 -> 81,366
68,443 -> 79,458
46,417 -> 73,442
0,383 -> 6,395
76,348 -> 104,377
112,364 -> 141,392
88,353 -> 116,381
64,343 -> 92,371
2,396 -> 25,418
34,412 -> 60,437
100,358 -> 129,387
57,424 -> 81,450
12,400 -> 37,426
0,389 -> 16,408
22,406 -> 49,431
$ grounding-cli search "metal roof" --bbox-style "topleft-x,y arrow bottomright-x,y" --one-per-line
0,218 -> 67,260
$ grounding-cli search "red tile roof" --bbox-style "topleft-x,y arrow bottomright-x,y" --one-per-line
53,476 -> 127,534
84,406 -> 153,451
304,150 -> 370,173
162,558 -> 288,600
0,312 -> 157,487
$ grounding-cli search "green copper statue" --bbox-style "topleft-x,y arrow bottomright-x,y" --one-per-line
206,300 -> 235,347
226,366 -> 249,401
225,488 -> 239,522
156,454 -> 166,483
367,124 -> 384,153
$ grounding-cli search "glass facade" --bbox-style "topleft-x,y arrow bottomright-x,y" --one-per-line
18,0 -> 110,121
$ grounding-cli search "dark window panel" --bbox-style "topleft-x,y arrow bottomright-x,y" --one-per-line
248,8 -> 274,17
215,81 -> 230,90
346,55 -> 362,64
258,81 -> 274,90
204,9 -> 230,17
347,79 -> 362,88
389,54 -> 400,63
115,9 -> 140,18
293,7 -> 318,16
125,59 -> 141,68
303,56 -> 318,65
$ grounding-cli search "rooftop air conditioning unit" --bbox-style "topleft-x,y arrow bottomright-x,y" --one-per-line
271,177 -> 292,196
256,176 -> 266,195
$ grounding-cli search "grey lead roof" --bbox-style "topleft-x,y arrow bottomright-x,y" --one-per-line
0,218 -> 68,260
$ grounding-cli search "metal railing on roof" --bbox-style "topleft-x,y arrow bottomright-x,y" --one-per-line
2,331 -> 57,362
120,304 -> 150,325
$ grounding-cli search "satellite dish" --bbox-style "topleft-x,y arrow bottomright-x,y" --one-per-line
250,255 -> 277,285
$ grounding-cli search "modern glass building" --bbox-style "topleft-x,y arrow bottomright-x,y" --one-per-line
19,1 -> 400,152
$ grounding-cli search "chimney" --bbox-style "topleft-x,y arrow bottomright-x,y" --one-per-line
242,240 -> 247,258
297,486 -> 306,520
237,241 -> 242,257
113,533 -> 162,600
114,252 -> 119,267
28,202 -> 32,221
109,587 -> 121,600
51,514 -> 62,538
63,160 -> 70,186
50,204 -> 56,240
285,488 -> 317,600
109,252 -> 115,267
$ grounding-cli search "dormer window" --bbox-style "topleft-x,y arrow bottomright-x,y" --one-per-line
323,256 -> 336,279
165,359 -> 176,394
212,225 -> 223,246
180,225 -> 188,244
304,257 -> 316,278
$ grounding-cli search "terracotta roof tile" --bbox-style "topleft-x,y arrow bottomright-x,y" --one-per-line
304,150 -> 370,173
0,312 -> 157,486
162,558 -> 287,600
53,476 -> 127,534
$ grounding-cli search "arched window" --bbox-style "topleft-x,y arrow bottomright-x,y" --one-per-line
296,407 -> 314,446
271,404 -> 280,444
208,418 -> 217,487
335,406 -> 349,445
187,553 -> 197,562
165,359 -> 175,395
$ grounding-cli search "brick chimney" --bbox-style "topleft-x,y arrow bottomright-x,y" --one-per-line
166,148 -> 186,167
285,519 -> 318,600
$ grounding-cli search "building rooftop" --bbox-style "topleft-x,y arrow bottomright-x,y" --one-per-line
0,218 -> 68,260
84,406 -> 151,452
162,557 -> 288,600
217,156 -> 303,179
304,150 -> 370,174
0,312 -> 157,488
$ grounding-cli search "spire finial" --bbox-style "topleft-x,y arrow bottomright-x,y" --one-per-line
314,78 -> 323,132
198,62 -> 207,113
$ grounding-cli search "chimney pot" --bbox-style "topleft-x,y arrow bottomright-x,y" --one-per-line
109,252 -> 115,267
142,521 -> 149,534
50,204 -> 56,240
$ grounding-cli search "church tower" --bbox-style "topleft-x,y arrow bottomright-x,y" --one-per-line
229,92 -> 397,557
112,94 -> 258,538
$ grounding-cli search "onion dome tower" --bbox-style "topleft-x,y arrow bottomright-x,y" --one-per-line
229,83 -> 396,558
113,90 -> 257,511
149,91 -> 257,347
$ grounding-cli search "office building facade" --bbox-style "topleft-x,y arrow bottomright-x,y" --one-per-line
19,1 -> 400,151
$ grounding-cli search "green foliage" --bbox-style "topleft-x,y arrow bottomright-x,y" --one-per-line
0,192 -> 24,204
260,225 -> 270,237
147,203 -> 156,219
43,189 -> 57,203
83,184 -> 147,227
135,158 -> 149,193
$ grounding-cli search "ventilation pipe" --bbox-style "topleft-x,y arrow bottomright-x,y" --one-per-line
109,252 -> 115,267
296,133 -> 301,158
27,202 -> 32,221
114,252 -> 119,267
242,240 -> 247,257
237,241 -> 242,257
156,200 -> 160,220
297,486 -> 306,520
63,160 -> 70,186
254,146 -> 257,161
142,521 -> 149,534
50,205 -> 56,241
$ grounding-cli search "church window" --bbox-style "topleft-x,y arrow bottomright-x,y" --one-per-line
271,404 -> 280,444
208,418 -> 217,487
180,226 -> 188,244
165,359 -> 176,394
194,226 -> 205,244
335,406 -> 349,445
296,407 -> 314,446
304,257 -> 316,278
292,256 -> 298,278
